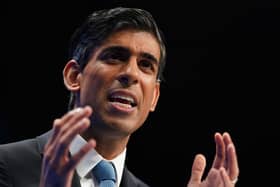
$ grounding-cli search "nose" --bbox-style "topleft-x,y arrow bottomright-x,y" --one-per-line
117,58 -> 139,87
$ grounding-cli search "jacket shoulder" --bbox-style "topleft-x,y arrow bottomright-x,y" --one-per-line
0,130 -> 52,158
0,138 -> 42,187
0,138 -> 39,154
0,130 -> 52,187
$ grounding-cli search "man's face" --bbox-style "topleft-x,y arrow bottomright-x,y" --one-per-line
78,29 -> 161,136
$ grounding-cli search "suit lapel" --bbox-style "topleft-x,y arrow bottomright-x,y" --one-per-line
120,167 -> 137,187
72,172 -> 82,187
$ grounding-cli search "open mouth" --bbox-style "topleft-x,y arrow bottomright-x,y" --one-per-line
108,93 -> 137,108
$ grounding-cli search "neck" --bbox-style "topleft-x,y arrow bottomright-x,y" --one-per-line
81,128 -> 130,160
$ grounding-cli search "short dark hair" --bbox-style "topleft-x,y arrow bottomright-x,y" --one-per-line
68,7 -> 166,109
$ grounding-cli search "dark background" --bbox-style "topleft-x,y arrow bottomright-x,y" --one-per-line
2,0 -> 279,186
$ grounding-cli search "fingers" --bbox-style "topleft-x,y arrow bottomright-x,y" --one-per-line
40,106 -> 96,187
45,106 -> 92,149
212,132 -> 226,169
205,168 -> 222,187
207,167 -> 235,187
43,106 -> 93,172
188,154 -> 206,186
51,117 -> 91,167
223,132 -> 239,181
220,167 -> 235,187
187,132 -> 239,187
40,140 -> 96,187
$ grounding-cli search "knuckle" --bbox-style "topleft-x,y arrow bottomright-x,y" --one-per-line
79,146 -> 89,154
81,118 -> 90,126
43,152 -> 52,163
53,119 -> 62,129
57,139 -> 67,149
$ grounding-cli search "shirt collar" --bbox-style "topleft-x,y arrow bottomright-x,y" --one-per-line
69,134 -> 126,186
110,147 -> 126,186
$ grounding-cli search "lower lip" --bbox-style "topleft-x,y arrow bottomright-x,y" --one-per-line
109,102 -> 135,114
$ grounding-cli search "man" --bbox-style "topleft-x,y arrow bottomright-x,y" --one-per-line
0,7 -> 239,187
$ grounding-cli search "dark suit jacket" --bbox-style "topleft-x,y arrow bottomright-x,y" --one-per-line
0,131 -> 149,187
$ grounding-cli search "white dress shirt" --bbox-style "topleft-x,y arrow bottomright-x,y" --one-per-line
69,135 -> 126,187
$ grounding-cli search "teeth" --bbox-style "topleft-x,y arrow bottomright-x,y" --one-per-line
111,95 -> 134,103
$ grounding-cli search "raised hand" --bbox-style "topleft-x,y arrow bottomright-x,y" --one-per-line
187,132 -> 239,187
39,106 -> 96,187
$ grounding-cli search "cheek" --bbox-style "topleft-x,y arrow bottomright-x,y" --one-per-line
144,85 -> 157,102
83,76 -> 105,97
79,73 -> 100,101
82,67 -> 104,89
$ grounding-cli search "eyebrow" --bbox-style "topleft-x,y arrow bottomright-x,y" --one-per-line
99,46 -> 159,65
140,52 -> 159,66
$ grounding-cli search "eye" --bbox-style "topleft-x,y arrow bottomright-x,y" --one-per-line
98,47 -> 130,64
139,59 -> 154,72
103,53 -> 125,63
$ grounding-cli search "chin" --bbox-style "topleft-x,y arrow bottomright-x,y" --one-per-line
105,117 -> 141,135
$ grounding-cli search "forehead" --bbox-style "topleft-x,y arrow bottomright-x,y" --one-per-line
99,29 -> 161,61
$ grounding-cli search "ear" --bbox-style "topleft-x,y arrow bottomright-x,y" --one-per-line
150,82 -> 160,112
63,59 -> 81,91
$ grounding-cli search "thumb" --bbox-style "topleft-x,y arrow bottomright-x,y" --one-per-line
188,154 -> 206,186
